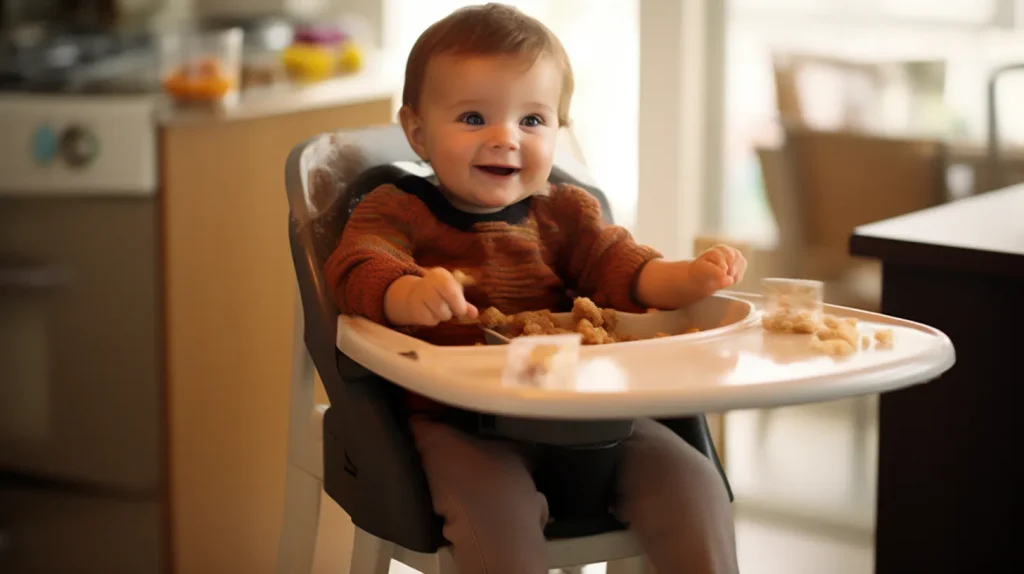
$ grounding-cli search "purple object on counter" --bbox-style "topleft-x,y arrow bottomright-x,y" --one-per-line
293,25 -> 347,46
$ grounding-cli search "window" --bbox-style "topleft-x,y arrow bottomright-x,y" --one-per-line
722,0 -> 1019,243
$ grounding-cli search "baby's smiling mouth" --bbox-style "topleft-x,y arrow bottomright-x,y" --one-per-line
476,164 -> 521,176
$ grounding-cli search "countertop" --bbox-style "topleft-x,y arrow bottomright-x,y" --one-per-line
850,184 -> 1024,278
157,51 -> 401,127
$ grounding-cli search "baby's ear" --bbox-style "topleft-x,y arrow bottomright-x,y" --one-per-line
399,105 -> 429,161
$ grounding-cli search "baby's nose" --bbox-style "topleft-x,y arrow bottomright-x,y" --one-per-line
488,124 -> 520,150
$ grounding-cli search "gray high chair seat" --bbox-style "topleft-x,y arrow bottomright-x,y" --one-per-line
281,124 -> 731,571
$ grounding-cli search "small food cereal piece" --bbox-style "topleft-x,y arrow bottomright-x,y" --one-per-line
874,328 -> 894,347
762,303 -> 823,334
685,327 -> 701,334
861,335 -> 871,350
792,312 -> 819,334
575,318 -> 615,345
522,322 -> 548,336
655,332 -> 672,338
808,313 -> 861,357
479,307 -> 508,329
571,297 -> 604,327
815,318 -> 858,347
452,269 -> 475,286
811,337 -> 857,357
513,310 -> 556,332
600,308 -> 618,331
845,317 -> 859,327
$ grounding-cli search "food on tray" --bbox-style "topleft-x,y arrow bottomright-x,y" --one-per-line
524,344 -> 561,379
810,315 -> 860,356
479,297 -> 700,345
874,328 -> 894,347
761,308 -> 819,334
502,333 -> 581,388
163,57 -> 236,102
760,278 -> 824,334
760,278 -> 895,356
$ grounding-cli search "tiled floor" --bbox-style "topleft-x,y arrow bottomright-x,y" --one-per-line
735,512 -> 872,574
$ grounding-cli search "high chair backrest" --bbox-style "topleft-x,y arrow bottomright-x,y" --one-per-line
284,124 -> 603,405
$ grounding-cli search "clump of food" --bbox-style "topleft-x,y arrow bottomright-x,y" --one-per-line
479,297 -> 699,345
761,308 -> 819,334
809,315 -> 860,356
507,336 -> 581,388
761,278 -> 824,334
760,277 -> 897,357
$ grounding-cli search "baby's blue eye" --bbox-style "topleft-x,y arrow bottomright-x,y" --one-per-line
460,112 -> 484,126
521,115 -> 543,127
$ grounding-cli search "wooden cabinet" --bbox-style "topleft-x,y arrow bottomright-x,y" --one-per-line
161,98 -> 393,574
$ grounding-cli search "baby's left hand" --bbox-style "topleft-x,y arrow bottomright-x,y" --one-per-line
689,244 -> 747,292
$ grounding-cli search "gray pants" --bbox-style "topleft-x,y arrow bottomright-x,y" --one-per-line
410,417 -> 739,573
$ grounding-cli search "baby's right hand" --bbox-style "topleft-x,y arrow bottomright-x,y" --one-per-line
383,268 -> 479,327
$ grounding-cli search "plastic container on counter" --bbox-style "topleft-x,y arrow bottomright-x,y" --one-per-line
160,27 -> 244,108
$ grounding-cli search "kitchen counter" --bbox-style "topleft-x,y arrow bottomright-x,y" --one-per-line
850,185 -> 1024,574
161,85 -> 394,574
158,52 -> 401,127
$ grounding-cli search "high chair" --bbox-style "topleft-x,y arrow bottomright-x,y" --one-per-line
277,124 -> 731,574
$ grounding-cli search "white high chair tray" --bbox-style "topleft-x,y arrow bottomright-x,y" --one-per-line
336,292 -> 954,420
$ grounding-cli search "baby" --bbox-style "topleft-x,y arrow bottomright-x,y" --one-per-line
324,4 -> 745,573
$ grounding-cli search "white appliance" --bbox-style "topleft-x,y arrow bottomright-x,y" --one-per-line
0,93 -> 166,574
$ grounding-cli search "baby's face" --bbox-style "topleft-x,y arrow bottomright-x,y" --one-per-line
402,54 -> 562,212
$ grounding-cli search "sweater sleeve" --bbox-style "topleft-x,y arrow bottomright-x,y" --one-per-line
549,184 -> 661,312
323,184 -> 427,324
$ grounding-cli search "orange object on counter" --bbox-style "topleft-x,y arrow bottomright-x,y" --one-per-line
163,57 -> 236,102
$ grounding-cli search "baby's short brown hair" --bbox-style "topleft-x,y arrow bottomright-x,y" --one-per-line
402,3 -> 574,126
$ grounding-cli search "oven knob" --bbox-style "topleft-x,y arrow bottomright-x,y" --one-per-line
32,124 -> 58,166
59,124 -> 99,168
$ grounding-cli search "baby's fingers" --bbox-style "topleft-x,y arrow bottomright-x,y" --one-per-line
701,249 -> 729,271
423,291 -> 453,323
730,256 -> 748,282
434,277 -> 475,319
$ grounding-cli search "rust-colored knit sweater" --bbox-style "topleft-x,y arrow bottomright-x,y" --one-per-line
323,174 -> 660,410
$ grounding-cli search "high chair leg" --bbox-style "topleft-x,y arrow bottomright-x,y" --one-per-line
606,556 -> 651,574
276,464 -> 323,574
350,527 -> 394,574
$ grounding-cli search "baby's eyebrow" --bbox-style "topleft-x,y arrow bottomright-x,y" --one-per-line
451,99 -> 486,108
449,99 -> 555,112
